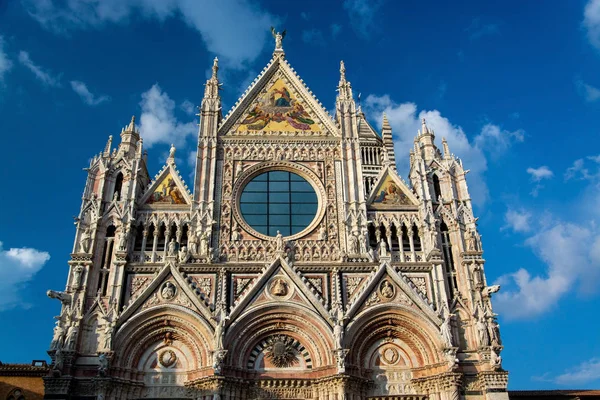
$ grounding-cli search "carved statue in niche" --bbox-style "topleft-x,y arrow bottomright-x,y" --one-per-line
333,319 -> 344,350
275,231 -> 284,252
101,319 -> 114,350
53,348 -> 64,374
380,280 -> 395,299
476,315 -> 489,347
167,239 -> 177,256
64,321 -> 79,350
430,228 -> 439,250
234,161 -> 244,178
360,228 -> 369,254
231,225 -> 241,241
187,232 -> 198,254
213,305 -> 229,351
378,239 -> 389,258
286,244 -> 296,265
271,278 -> 288,296
161,282 -> 177,300
79,226 -> 92,253
348,233 -> 359,254
118,229 -> 127,251
440,313 -> 454,348
199,231 -> 209,256
50,321 -> 65,350
466,229 -> 479,251
72,265 -> 84,289
489,318 -> 501,346
178,246 -> 190,263
318,225 -> 327,241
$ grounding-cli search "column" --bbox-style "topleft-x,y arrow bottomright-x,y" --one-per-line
408,226 -> 416,262
151,229 -> 159,262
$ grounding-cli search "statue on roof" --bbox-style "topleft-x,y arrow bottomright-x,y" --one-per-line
271,26 -> 286,51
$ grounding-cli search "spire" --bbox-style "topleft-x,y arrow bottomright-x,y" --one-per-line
201,57 -> 221,114
103,135 -> 112,157
127,115 -> 136,132
381,113 -> 396,170
442,137 -> 451,160
421,118 -> 429,135
337,60 -> 353,101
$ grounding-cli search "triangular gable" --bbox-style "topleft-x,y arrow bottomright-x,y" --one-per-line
219,57 -> 338,137
346,262 -> 440,329
228,257 -> 331,327
117,262 -> 214,327
139,162 -> 192,207
367,166 -> 418,209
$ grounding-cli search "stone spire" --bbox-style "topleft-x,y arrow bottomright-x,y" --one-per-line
203,57 -> 221,101
120,115 -> 141,157
416,117 -> 438,161
442,137 -> 451,160
337,60 -> 353,101
103,135 -> 112,157
381,113 -> 396,170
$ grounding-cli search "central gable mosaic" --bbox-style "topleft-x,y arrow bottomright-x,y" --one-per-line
235,78 -> 321,133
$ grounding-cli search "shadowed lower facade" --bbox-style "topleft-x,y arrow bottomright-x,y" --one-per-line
44,33 -> 509,400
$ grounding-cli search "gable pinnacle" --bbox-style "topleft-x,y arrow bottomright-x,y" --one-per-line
127,115 -> 136,132
339,60 -> 346,83
271,26 -> 286,54
211,57 -> 219,80
421,118 -> 429,135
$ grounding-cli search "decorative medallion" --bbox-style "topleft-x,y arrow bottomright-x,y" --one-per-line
269,277 -> 289,297
265,335 -> 298,368
160,282 -> 177,301
381,346 -> 400,365
379,280 -> 396,301
159,349 -> 177,367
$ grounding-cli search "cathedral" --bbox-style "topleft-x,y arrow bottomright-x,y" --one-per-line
44,32 -> 508,400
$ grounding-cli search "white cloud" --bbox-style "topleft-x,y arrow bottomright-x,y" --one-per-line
70,80 -> 110,105
0,36 -> 12,82
503,209 -> 532,233
138,83 -> 197,148
0,241 -> 50,310
584,0 -> 600,50
22,0 -> 278,69
565,157 -> 600,181
494,220 -> 600,319
180,99 -> 195,115
344,0 -> 383,38
18,50 -> 61,87
475,123 -> 524,156
537,358 -> 600,385
527,166 -> 554,182
576,79 -> 600,102
363,95 -> 524,206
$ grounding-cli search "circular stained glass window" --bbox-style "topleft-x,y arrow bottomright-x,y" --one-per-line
240,171 -> 318,237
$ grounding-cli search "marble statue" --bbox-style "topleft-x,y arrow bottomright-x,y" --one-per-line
80,226 -> 92,253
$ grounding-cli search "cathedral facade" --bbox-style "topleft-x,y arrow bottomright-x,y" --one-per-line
44,35 -> 508,400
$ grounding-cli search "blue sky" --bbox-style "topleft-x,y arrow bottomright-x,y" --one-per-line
0,0 -> 599,390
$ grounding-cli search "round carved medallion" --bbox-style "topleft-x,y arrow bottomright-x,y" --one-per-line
379,280 -> 395,301
381,346 -> 399,365
160,282 -> 177,300
159,349 -> 177,367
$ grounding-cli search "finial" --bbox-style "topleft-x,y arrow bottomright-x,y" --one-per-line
442,137 -> 451,159
212,57 -> 219,79
271,27 -> 287,52
340,60 -> 346,76
168,144 -> 176,160
127,115 -> 136,132
421,118 -> 428,135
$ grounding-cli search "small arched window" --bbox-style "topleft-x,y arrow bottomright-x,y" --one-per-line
432,174 -> 442,202
113,172 -> 124,201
